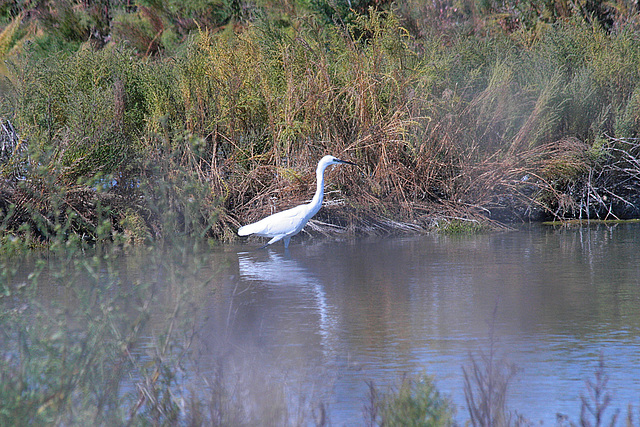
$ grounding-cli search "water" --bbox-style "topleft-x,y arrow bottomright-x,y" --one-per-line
198,223 -> 640,425
7,223 -> 640,424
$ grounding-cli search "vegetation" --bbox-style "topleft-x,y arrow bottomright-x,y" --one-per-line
0,0 -> 640,245
1,2 -> 639,424
365,374 -> 455,426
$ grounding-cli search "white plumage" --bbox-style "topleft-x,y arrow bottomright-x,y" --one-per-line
238,155 -> 356,248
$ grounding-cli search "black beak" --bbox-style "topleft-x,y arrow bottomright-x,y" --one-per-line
337,158 -> 357,166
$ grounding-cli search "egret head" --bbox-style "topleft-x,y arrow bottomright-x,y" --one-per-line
320,155 -> 357,169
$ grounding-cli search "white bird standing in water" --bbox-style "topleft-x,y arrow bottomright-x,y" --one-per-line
238,155 -> 357,249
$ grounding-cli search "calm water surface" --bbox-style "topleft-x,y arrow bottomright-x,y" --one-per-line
195,223 -> 640,425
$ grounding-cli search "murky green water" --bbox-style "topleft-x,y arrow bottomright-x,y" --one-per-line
4,223 -> 640,424
201,223 -> 640,425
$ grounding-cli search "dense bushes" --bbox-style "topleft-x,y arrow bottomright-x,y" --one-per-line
1,1 -> 640,244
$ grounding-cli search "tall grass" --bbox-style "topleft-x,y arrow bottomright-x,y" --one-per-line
1,3 -> 640,245
462,307 -> 519,426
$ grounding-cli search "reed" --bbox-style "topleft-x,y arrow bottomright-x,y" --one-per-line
462,306 -> 519,427
1,2 -> 640,245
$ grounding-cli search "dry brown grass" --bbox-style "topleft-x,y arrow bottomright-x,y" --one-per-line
3,7 -> 640,245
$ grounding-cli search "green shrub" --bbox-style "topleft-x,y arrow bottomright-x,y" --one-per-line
367,374 -> 454,427
615,86 -> 640,139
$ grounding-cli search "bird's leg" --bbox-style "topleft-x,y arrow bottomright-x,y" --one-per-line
258,235 -> 285,249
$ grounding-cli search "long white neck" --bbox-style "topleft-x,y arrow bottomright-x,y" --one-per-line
307,162 -> 328,218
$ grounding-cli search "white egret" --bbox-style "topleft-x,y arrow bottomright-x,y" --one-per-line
238,155 -> 356,248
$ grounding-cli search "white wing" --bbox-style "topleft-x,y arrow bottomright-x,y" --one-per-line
238,204 -> 309,237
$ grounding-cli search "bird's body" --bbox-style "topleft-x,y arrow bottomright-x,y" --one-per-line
238,155 -> 356,248
237,203 -> 314,248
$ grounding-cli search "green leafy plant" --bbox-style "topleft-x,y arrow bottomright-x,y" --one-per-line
365,374 -> 454,426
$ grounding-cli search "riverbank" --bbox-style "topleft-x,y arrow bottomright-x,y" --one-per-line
1,2 -> 640,247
